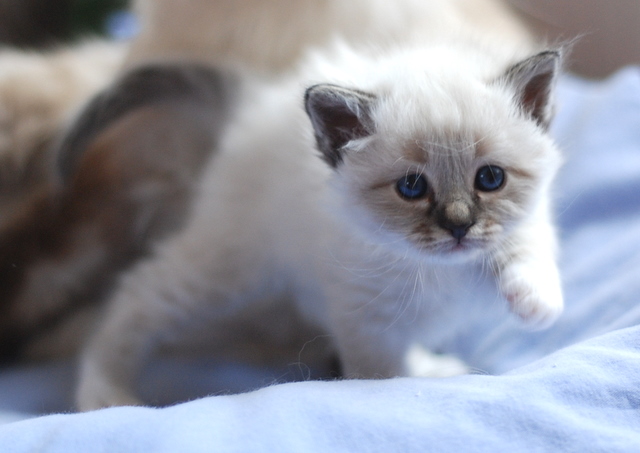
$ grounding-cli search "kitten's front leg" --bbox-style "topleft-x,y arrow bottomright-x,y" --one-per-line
326,276 -> 468,379
494,216 -> 564,329
333,319 -> 469,379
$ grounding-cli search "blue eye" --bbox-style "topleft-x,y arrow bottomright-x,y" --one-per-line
475,165 -> 505,192
396,174 -> 428,200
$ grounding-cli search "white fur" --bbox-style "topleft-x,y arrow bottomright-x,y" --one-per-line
77,33 -> 564,410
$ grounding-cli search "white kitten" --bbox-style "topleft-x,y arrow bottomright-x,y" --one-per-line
76,34 -> 564,410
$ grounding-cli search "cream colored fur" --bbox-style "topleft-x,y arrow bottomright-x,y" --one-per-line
0,41 -> 124,179
125,0 -> 533,72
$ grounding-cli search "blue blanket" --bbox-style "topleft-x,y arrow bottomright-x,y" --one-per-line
1,68 -> 639,452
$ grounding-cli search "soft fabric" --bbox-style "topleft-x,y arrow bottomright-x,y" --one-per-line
0,67 -> 638,452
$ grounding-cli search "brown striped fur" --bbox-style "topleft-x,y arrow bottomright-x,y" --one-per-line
0,64 -> 233,360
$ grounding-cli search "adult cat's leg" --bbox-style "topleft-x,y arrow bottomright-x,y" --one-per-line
493,207 -> 564,329
76,242 -> 214,410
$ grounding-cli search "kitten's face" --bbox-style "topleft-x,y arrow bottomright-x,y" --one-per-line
337,121 -> 557,262
305,50 -> 562,262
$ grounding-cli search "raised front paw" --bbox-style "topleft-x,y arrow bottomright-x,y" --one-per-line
499,262 -> 564,330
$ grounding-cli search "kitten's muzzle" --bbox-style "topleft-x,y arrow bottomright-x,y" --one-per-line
439,219 -> 475,242
436,201 -> 476,243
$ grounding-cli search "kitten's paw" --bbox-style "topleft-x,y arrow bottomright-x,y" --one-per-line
499,263 -> 563,330
76,374 -> 143,412
405,344 -> 469,378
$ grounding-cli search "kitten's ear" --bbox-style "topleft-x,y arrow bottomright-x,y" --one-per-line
305,84 -> 376,168
500,50 -> 561,129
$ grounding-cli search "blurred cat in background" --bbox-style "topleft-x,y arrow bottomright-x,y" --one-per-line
0,41 -> 122,358
0,59 -> 231,360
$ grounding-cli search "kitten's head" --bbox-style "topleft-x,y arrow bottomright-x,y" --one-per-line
305,50 -> 562,262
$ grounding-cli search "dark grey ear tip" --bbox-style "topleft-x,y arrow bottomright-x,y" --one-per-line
537,49 -> 566,78
304,84 -> 343,107
540,49 -> 562,58
303,84 -> 323,111
304,84 -> 323,97
520,50 -> 562,75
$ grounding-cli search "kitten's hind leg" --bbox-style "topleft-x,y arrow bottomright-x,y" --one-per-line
76,246 -> 220,411
76,190 -> 278,411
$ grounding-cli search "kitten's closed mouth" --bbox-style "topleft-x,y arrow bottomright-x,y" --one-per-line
413,237 -> 481,256
448,241 -> 477,256
431,237 -> 488,261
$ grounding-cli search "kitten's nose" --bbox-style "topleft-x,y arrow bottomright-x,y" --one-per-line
437,201 -> 475,242
441,221 -> 474,242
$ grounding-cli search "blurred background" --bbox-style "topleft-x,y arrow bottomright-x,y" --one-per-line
509,0 -> 639,78
0,0 -> 132,46
0,0 -> 637,78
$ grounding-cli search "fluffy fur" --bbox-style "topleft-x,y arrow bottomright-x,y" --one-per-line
0,41 -> 123,174
0,41 -> 124,358
76,33 -> 564,410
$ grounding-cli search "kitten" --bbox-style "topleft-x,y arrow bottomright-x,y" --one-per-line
0,63 -> 232,360
76,36 -> 564,410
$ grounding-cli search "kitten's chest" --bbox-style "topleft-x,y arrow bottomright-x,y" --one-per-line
414,263 -> 506,347
333,257 -> 504,344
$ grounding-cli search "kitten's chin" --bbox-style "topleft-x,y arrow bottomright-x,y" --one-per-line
431,246 -> 486,264
410,239 -> 490,264
361,228 -> 491,265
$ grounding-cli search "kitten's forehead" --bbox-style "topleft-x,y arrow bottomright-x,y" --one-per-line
395,136 -> 475,170
368,67 -> 551,171
374,70 -> 512,151
341,51 -> 559,186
